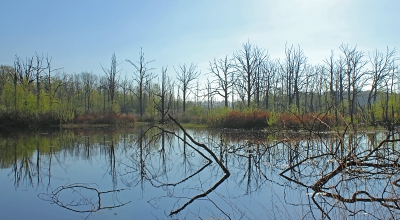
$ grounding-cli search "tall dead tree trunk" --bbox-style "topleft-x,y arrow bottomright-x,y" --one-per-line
280,44 -> 306,112
126,48 -> 154,119
209,56 -> 233,108
233,42 -> 267,108
339,44 -> 368,125
102,53 -> 120,110
367,47 -> 396,125
175,63 -> 200,113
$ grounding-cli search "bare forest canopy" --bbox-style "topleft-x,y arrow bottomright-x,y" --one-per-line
0,42 -> 399,129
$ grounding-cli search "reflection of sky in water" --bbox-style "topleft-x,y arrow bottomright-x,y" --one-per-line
0,129 -> 398,219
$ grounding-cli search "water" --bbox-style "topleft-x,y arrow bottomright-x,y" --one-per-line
0,126 -> 399,219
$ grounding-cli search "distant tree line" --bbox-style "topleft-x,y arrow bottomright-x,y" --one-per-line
0,42 -> 398,128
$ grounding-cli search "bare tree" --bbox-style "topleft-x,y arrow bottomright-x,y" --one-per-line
279,44 -> 307,112
13,55 -> 34,112
80,71 -> 97,112
60,73 -> 75,105
126,48 -> 155,118
324,51 -> 341,120
261,59 -> 276,110
233,42 -> 267,107
208,56 -> 233,107
99,76 -> 108,112
102,53 -> 120,110
44,56 -> 62,112
175,63 -> 200,113
119,74 -> 131,113
339,44 -> 368,125
204,79 -> 214,111
34,53 -> 46,111
367,47 -> 397,125
154,67 -> 174,123
254,52 -> 269,107
303,65 -> 316,113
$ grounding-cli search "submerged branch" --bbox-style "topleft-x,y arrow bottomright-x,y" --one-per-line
168,114 -> 231,175
38,183 -> 131,214
166,114 -> 231,216
279,130 -> 400,217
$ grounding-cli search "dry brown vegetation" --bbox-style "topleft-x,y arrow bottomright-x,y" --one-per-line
209,109 -> 338,130
73,112 -> 136,125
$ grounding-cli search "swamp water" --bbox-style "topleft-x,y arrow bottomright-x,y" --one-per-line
0,126 -> 399,219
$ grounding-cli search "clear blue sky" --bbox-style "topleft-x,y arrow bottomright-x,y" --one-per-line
1,0 -> 399,80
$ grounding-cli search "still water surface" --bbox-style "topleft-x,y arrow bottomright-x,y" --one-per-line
0,126 -> 399,219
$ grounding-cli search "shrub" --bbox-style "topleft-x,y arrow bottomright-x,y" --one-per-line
209,109 -> 336,130
73,112 -> 135,125
118,114 -> 136,125
209,109 -> 269,129
277,113 -> 336,130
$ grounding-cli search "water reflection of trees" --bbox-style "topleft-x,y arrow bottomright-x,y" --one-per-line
277,131 -> 400,219
0,129 -> 134,218
118,116 -> 231,217
3,127 -> 400,219
0,133 -> 64,188
38,183 -> 130,219
200,129 -> 400,219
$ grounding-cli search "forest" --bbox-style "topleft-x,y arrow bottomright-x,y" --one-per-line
0,42 -> 398,130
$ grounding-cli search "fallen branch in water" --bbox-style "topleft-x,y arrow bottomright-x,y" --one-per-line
166,114 -> 231,216
279,132 -> 400,219
38,183 -> 131,217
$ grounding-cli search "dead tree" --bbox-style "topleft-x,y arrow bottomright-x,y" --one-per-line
99,76 -> 108,112
339,44 -> 368,125
44,56 -> 62,112
38,183 -> 130,218
367,47 -> 397,125
303,65 -> 317,113
13,55 -> 34,112
80,71 -> 97,112
126,48 -> 155,118
208,55 -> 233,107
279,44 -> 307,112
205,79 -> 214,111
34,53 -> 46,111
175,63 -> 200,113
102,53 -> 120,110
280,132 -> 400,219
233,42 -> 267,107
261,59 -> 276,110
324,51 -> 341,122
119,74 -> 131,113
154,67 -> 174,123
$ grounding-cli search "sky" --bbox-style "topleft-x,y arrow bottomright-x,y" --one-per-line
1,0 -> 399,81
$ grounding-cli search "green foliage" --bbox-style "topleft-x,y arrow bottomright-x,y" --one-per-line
0,105 -> 5,114
208,106 -> 230,119
144,95 -> 156,122
2,50 -> 400,130
208,108 -> 338,130
179,104 -> 208,124
55,102 -> 75,124
185,105 -> 201,116
267,111 -> 279,126
1,83 -> 13,109
111,103 -> 121,114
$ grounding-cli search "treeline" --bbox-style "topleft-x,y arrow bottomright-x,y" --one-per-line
0,43 -> 399,130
